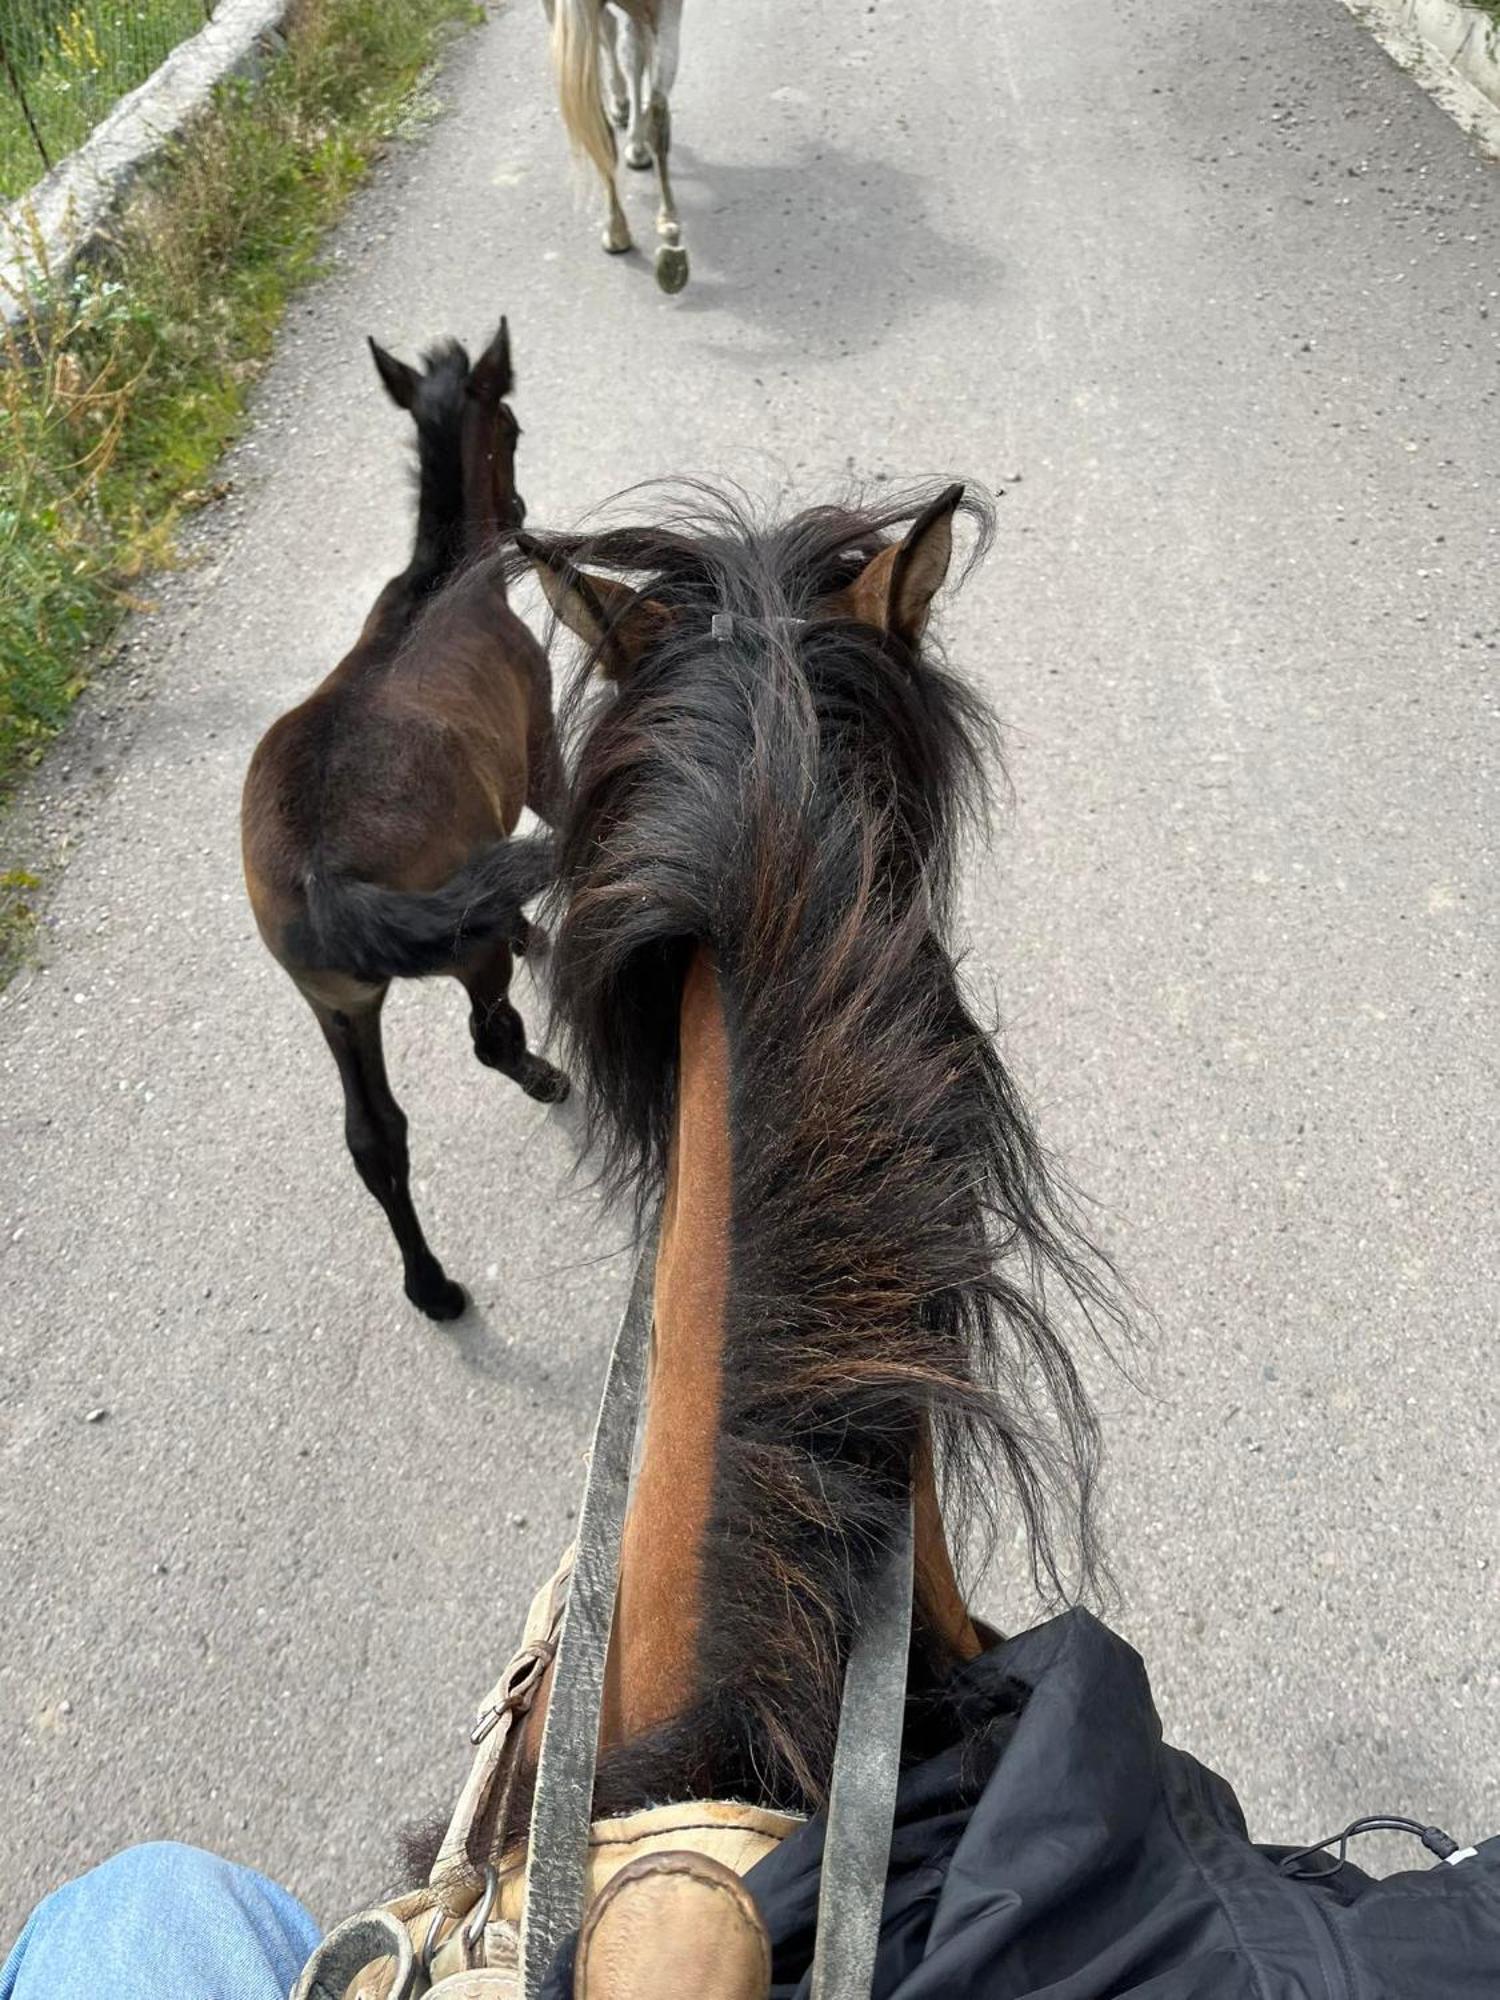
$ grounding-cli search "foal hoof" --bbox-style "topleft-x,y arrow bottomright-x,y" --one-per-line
654,242 -> 690,294
522,1060 -> 571,1105
625,140 -> 653,171
412,1275 -> 468,1322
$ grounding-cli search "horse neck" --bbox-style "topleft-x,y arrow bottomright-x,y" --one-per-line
459,413 -> 513,566
402,424 -> 467,593
600,946 -> 980,1762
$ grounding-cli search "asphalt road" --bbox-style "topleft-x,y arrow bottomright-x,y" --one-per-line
1,0 -> 1496,1940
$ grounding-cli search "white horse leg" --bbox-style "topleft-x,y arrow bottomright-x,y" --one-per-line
601,168 -> 631,254
649,0 -> 688,291
583,7 -> 629,252
617,11 -> 653,171
602,8 -> 629,129
652,0 -> 682,99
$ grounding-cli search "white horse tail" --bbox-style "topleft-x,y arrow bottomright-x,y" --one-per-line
550,0 -> 615,186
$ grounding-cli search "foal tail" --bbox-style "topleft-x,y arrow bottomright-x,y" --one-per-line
550,0 -> 615,186
293,835 -> 555,983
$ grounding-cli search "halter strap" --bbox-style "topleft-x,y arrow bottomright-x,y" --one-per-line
711,611 -> 807,643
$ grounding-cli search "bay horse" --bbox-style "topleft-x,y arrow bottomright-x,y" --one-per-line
544,0 -> 690,294
509,484 -> 1118,1831
241,319 -> 568,1325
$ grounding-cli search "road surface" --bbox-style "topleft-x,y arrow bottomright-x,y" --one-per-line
1,0 -> 1496,1937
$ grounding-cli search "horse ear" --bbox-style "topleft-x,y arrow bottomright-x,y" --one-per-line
470,316 -> 513,404
368,338 -> 418,411
518,539 -> 673,680
842,483 -> 965,648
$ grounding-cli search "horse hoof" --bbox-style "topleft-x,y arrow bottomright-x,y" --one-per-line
654,242 -> 690,294
625,141 -> 652,171
524,1062 -> 571,1104
414,1276 -> 468,1322
602,227 -> 633,256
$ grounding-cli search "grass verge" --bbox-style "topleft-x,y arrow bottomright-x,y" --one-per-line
0,0 -> 478,969
1,0 -> 214,199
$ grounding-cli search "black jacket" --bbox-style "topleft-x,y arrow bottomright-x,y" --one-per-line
747,1610 -> 1500,1998
546,1610 -> 1500,1998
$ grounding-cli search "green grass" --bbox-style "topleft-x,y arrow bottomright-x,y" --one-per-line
0,0 -> 215,198
0,0 -> 478,967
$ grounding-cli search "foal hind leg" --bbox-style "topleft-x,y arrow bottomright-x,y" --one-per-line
313,994 -> 467,1321
460,940 -> 569,1103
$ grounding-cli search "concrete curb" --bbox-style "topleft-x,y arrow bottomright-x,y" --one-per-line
1,0 -> 291,324
1344,0 -> 1500,153
1402,0 -> 1500,100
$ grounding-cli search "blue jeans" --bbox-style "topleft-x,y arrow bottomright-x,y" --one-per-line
1,1843 -> 321,1999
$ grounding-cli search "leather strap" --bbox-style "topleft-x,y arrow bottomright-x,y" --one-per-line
808,1496 -> 914,2000
429,1554 -> 573,1912
520,1220 -> 660,1998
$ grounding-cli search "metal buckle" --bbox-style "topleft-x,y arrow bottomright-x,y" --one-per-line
421,1907 -> 450,1978
421,1864 -> 498,1979
465,1864 -> 500,1956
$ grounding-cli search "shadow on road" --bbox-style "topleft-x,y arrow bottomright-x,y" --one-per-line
619,141 -> 1002,361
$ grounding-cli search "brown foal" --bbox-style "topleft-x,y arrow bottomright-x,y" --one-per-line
241,320 -> 568,1322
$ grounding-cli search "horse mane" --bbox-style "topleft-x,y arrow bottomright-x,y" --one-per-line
522,486 -> 1123,1812
403,340 -> 474,592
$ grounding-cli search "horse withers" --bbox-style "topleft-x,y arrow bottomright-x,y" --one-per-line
544,0 -> 690,293
241,319 -> 568,1324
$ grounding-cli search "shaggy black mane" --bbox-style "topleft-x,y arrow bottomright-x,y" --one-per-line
520,486 -> 1122,1815
403,340 -> 473,592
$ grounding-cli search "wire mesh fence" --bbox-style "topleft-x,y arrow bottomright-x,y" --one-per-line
1,0 -> 217,199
